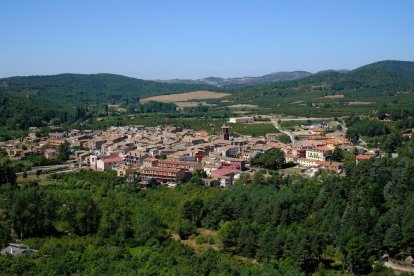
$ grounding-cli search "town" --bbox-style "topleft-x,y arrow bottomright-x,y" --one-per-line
2,115 -> 379,188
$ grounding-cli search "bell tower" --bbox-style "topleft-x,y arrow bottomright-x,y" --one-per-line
220,125 -> 230,140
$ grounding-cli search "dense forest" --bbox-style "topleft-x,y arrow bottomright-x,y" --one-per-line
0,73 -> 218,105
1,134 -> 414,274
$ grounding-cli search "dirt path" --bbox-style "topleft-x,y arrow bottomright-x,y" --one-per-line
384,261 -> 414,273
271,119 -> 296,142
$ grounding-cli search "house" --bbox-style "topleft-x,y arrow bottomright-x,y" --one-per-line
229,117 -> 254,123
220,157 -> 246,171
1,243 -> 38,256
124,150 -> 150,167
143,157 -> 159,168
44,149 -> 58,159
113,165 -> 139,177
266,133 -> 280,142
91,139 -> 106,150
210,167 -> 239,187
285,153 -> 298,163
156,160 -> 203,171
305,146 -> 333,161
6,148 -> 24,157
326,139 -> 348,147
203,163 -> 220,177
316,160 -> 343,172
48,132 -> 66,139
217,146 -> 240,158
211,169 -> 234,187
308,135 -> 329,141
140,167 -> 188,183
297,158 -> 319,167
356,154 -> 372,164
95,155 -> 124,171
47,139 -> 68,148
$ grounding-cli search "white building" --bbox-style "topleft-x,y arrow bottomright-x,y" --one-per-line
229,117 -> 254,124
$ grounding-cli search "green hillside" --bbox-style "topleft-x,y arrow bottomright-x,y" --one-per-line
357,60 -> 414,79
0,73 -> 218,105
222,65 -> 414,117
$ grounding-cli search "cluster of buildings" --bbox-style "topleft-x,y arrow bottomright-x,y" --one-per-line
2,120 -> 379,186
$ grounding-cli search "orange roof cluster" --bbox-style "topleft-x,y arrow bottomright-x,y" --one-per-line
314,146 -> 334,152
316,160 -> 343,169
326,139 -> 345,145
356,154 -> 372,161
144,157 -> 158,162
308,135 -> 329,140
101,156 -> 124,163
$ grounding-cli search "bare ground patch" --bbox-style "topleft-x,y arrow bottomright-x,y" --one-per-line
228,104 -> 258,109
141,91 -> 230,103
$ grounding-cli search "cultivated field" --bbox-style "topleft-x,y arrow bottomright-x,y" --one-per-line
228,104 -> 258,109
141,91 -> 230,103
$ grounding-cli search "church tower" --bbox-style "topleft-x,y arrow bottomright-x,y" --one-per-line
220,125 -> 230,140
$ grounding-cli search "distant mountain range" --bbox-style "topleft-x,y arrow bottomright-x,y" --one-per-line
1,60 -> 413,107
158,71 -> 312,86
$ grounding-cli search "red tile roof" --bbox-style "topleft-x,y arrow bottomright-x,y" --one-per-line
356,154 -> 372,161
101,156 -> 124,163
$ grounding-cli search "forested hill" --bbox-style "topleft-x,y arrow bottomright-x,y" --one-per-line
227,64 -> 414,105
357,60 -> 414,80
0,73 -> 218,105
160,71 -> 312,86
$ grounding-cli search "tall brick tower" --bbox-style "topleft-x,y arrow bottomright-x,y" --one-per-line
220,124 -> 230,140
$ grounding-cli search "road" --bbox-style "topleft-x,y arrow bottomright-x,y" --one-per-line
16,164 -> 73,176
278,117 -> 326,122
271,119 -> 296,143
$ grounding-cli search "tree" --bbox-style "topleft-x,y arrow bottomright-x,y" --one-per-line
234,172 -> 251,186
36,169 -> 42,178
177,219 -> 196,240
251,149 -> 285,169
188,174 -> 205,186
381,133 -> 403,154
57,144 -> 71,161
98,194 -> 134,244
133,209 -> 165,245
218,221 -> 240,251
9,186 -> 58,238
0,222 -> 10,247
58,192 -> 100,235
180,198 -> 205,227
0,161 -> 17,186
346,129 -> 360,145
330,147 -> 344,162
252,170 -> 265,185
345,237 -> 372,275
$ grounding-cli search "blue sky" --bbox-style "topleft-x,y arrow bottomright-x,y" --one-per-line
1,0 -> 413,79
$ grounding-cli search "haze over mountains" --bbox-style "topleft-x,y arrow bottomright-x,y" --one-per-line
158,71 -> 312,86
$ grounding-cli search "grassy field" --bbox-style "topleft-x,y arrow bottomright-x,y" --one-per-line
230,123 -> 278,137
141,91 -> 231,103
